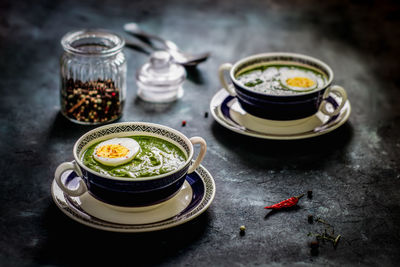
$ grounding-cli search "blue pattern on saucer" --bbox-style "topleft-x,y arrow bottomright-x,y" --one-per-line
64,171 -> 205,214
221,95 -> 340,127
52,164 -> 215,232
210,89 -> 351,139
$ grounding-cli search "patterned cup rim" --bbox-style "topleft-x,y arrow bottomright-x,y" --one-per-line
72,122 -> 194,181
229,52 -> 334,97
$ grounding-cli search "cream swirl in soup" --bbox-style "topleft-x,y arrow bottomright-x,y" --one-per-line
236,64 -> 328,95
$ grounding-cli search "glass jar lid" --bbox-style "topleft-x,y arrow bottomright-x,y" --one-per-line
136,51 -> 186,87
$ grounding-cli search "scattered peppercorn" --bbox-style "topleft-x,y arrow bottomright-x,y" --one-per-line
204,111 -> 208,118
239,225 -> 246,236
310,240 -> 319,256
310,240 -> 319,249
181,120 -> 186,127
307,190 -> 313,199
308,214 -> 314,224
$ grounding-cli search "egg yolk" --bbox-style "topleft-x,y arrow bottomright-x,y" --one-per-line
286,77 -> 315,88
95,144 -> 130,158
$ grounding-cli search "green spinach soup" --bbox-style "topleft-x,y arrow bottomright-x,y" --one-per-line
236,64 -> 328,95
82,136 -> 187,178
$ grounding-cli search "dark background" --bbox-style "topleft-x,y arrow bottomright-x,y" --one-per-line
1,0 -> 400,266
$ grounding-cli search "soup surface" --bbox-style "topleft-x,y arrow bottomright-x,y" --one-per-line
82,136 -> 187,178
236,64 -> 328,95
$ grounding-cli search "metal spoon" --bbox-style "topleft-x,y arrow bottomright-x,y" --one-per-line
124,39 -> 207,67
123,22 -> 210,67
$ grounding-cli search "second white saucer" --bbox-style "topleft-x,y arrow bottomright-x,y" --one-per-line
229,98 -> 330,135
210,89 -> 351,140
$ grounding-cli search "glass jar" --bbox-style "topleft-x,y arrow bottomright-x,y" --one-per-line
60,29 -> 126,124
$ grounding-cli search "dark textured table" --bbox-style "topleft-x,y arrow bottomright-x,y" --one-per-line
1,0 -> 400,266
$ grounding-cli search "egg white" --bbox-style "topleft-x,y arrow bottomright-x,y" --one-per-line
93,138 -> 140,166
279,69 -> 318,92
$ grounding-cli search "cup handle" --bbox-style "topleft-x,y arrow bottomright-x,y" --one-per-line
319,85 -> 348,117
54,160 -> 88,197
188,137 -> 207,174
218,63 -> 237,96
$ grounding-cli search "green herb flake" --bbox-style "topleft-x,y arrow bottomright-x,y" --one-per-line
244,78 -> 263,87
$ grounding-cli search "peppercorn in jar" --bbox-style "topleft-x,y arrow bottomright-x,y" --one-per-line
60,29 -> 127,124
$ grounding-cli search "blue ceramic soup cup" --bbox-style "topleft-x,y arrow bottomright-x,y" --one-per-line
219,52 -> 347,121
54,122 -> 207,207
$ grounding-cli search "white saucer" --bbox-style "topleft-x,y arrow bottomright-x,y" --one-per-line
51,164 -> 216,232
210,89 -> 351,140
69,180 -> 193,225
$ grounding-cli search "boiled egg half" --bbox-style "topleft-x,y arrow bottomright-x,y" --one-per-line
93,138 -> 140,166
280,70 -> 318,92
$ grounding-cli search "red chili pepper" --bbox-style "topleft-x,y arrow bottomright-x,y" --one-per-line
264,194 -> 304,209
